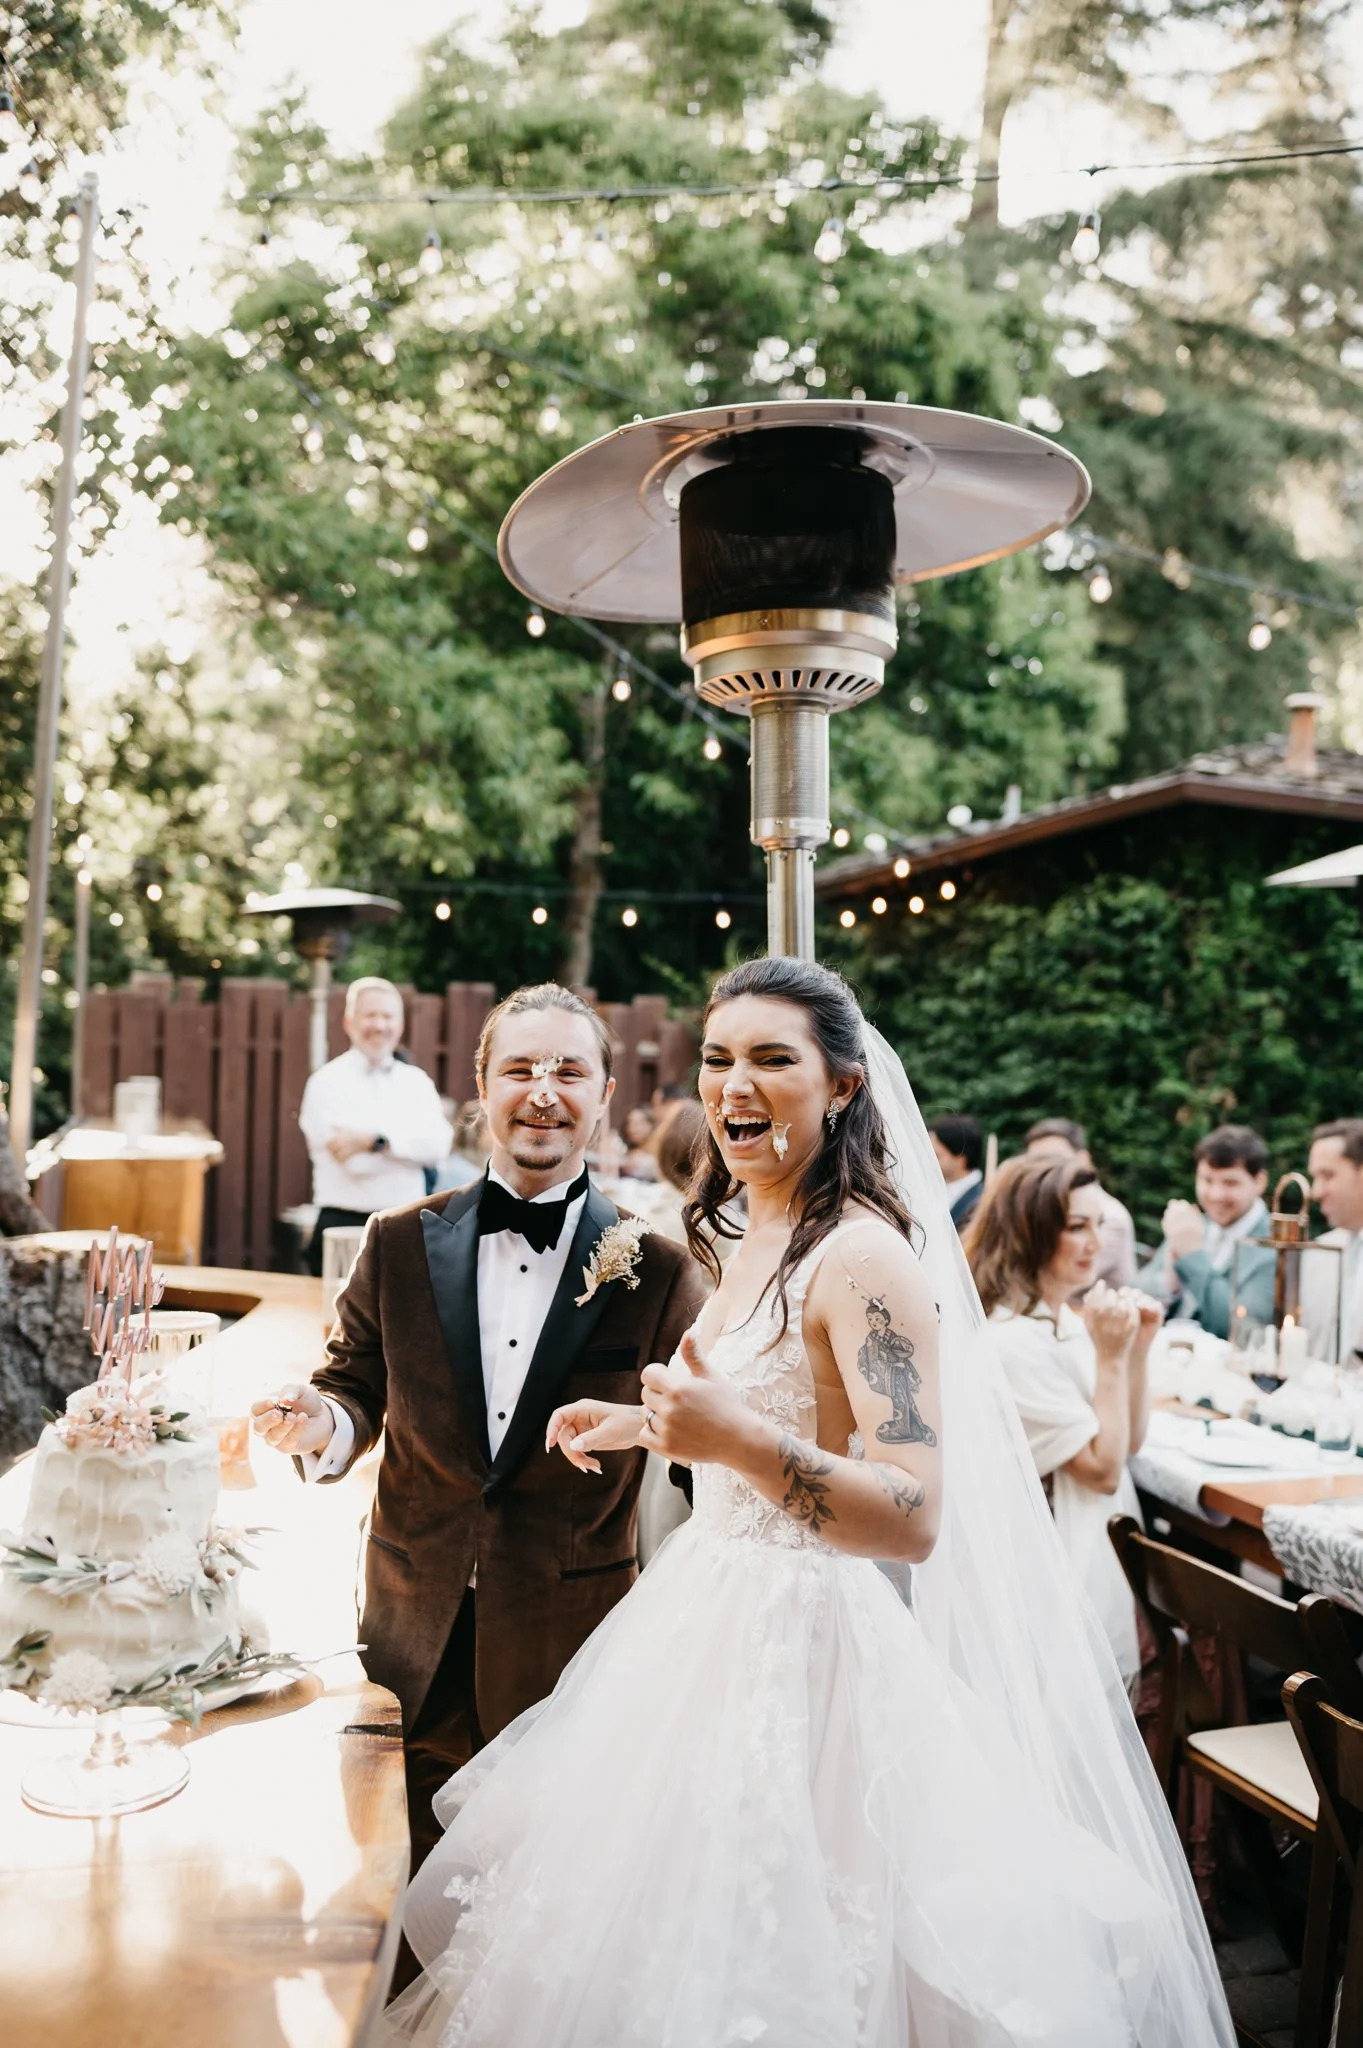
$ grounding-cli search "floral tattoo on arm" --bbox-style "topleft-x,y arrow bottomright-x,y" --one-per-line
778,1433 -> 837,1533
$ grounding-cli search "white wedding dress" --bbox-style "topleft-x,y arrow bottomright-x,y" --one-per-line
382,1220 -> 1229,2048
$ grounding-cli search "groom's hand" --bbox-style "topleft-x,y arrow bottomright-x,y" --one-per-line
546,1399 -> 644,1475
639,1333 -> 753,1465
251,1382 -> 335,1457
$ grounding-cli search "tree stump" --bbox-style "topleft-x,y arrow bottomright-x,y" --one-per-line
0,1243 -> 94,1467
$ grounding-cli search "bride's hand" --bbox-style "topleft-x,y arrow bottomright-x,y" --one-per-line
545,1399 -> 644,1475
639,1332 -> 754,1465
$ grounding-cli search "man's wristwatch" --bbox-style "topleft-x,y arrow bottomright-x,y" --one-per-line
370,1134 -> 390,1154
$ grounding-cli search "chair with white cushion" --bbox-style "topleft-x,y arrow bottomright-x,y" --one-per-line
1283,1672 -> 1363,2048
1110,1512 -> 1363,1994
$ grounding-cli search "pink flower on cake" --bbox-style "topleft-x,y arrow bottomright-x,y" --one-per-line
39,1648 -> 116,1715
575,1217 -> 651,1306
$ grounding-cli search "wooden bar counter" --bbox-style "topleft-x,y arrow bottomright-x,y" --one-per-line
0,1270 -> 408,2048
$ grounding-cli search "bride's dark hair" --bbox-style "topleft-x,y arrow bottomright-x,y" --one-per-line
683,957 -> 916,1336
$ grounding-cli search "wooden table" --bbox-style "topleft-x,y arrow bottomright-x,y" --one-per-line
53,1123 -> 225,1266
1134,1402 -> 1363,1580
0,1269 -> 408,2048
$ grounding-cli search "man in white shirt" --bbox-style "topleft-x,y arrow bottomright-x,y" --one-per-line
1305,1119 -> 1363,1364
297,977 -> 453,1274
1135,1124 -> 1274,1338
251,982 -> 704,1983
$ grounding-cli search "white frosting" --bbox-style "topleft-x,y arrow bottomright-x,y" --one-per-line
0,1413 -> 241,1689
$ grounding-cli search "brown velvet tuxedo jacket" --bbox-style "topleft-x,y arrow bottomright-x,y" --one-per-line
308,1175 -> 706,1737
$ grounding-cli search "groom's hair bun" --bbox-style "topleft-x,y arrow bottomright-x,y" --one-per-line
475,982 -> 614,1086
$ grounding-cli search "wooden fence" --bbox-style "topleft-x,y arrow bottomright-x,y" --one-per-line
54,976 -> 696,1270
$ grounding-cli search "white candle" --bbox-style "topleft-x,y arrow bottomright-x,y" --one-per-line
1280,1317 -> 1309,1380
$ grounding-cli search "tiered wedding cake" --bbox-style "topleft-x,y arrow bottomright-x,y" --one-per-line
0,1373 -> 246,1694
0,1232 -> 250,1712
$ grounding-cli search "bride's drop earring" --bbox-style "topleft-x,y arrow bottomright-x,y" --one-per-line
825,1101 -> 841,1133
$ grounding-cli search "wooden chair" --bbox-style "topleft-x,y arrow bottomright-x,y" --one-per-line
1109,1513 -> 1363,1963
1283,1673 -> 1363,2048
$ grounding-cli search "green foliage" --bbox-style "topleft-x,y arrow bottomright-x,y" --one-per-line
836,814 -> 1363,1237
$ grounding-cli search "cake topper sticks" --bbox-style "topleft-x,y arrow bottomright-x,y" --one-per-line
82,1228 -> 165,1386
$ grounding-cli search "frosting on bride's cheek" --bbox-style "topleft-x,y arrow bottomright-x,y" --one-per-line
771,1124 -> 791,1160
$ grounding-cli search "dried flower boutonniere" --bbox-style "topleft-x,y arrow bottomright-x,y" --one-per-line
576,1216 -> 651,1306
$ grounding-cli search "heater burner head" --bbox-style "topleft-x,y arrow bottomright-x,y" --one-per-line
497,399 -> 1090,626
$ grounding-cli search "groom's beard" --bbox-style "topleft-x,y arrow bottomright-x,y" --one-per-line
507,1116 -> 578,1176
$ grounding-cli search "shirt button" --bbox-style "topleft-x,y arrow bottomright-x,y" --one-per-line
508,1338 -> 517,1348
520,1265 -> 528,1274
497,1410 -> 506,1421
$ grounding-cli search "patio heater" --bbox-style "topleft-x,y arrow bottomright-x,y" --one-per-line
498,402 -> 1089,959
242,887 -> 401,1071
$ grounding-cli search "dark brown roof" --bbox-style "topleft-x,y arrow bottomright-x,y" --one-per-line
818,734 -> 1363,899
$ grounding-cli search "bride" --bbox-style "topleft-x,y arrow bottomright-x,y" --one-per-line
383,957 -> 1233,2048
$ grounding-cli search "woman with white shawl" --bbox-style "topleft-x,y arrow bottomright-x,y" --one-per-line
966,1152 -> 1156,1685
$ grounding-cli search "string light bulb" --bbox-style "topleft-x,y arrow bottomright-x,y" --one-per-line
839,908 -> 856,928
526,605 -> 547,638
909,895 -> 925,915
814,214 -> 845,264
715,909 -> 731,930
832,827 -> 851,849
621,906 -> 638,928
407,516 -> 429,552
532,905 -> 548,924
302,416 -> 324,455
1071,209 -> 1101,265
940,880 -> 957,901
1248,615 -> 1272,651
146,883 -> 163,902
611,672 -> 632,702
702,733 -> 722,760
538,396 -> 562,433
893,857 -> 911,879
18,160 -> 40,205
256,219 -> 272,247
871,896 -> 888,915
1087,564 -> 1113,604
418,225 -> 443,276
0,89 -> 22,149
60,201 -> 82,243
434,900 -> 452,921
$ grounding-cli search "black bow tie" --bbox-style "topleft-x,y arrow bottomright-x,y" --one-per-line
477,1170 -> 588,1255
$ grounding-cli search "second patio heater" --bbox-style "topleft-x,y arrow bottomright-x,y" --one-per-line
498,401 -> 1089,959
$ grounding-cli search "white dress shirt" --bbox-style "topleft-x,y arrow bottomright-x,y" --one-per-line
298,1046 -> 453,1212
307,1166 -> 591,1480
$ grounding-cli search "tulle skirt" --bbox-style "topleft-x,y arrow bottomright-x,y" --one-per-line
381,1519 -> 1224,2047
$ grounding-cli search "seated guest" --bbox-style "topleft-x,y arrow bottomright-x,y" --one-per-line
965,1155 -> 1154,1686
433,1098 -> 491,1190
1306,1119 -> 1363,1363
927,1113 -> 984,1231
1137,1124 -> 1274,1338
620,1103 -> 660,1182
297,977 -> 453,1275
1024,1117 -> 1136,1288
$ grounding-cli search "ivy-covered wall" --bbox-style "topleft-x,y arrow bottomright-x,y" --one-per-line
832,807 -> 1363,1244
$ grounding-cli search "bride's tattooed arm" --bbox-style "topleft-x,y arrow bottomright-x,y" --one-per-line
723,1220 -> 942,1562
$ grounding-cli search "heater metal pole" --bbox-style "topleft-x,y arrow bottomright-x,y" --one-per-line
750,700 -> 830,962
10,172 -> 99,1164
306,952 -> 333,1073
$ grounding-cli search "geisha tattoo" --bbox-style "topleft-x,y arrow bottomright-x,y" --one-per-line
858,1297 -> 937,1447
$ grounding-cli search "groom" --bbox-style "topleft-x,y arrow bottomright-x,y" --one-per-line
253,982 -> 705,1890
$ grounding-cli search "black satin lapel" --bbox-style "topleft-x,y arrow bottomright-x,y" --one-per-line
421,1188 -> 490,1468
487,1183 -> 621,1488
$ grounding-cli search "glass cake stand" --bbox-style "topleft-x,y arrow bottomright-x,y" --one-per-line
2,1694 -> 189,1817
